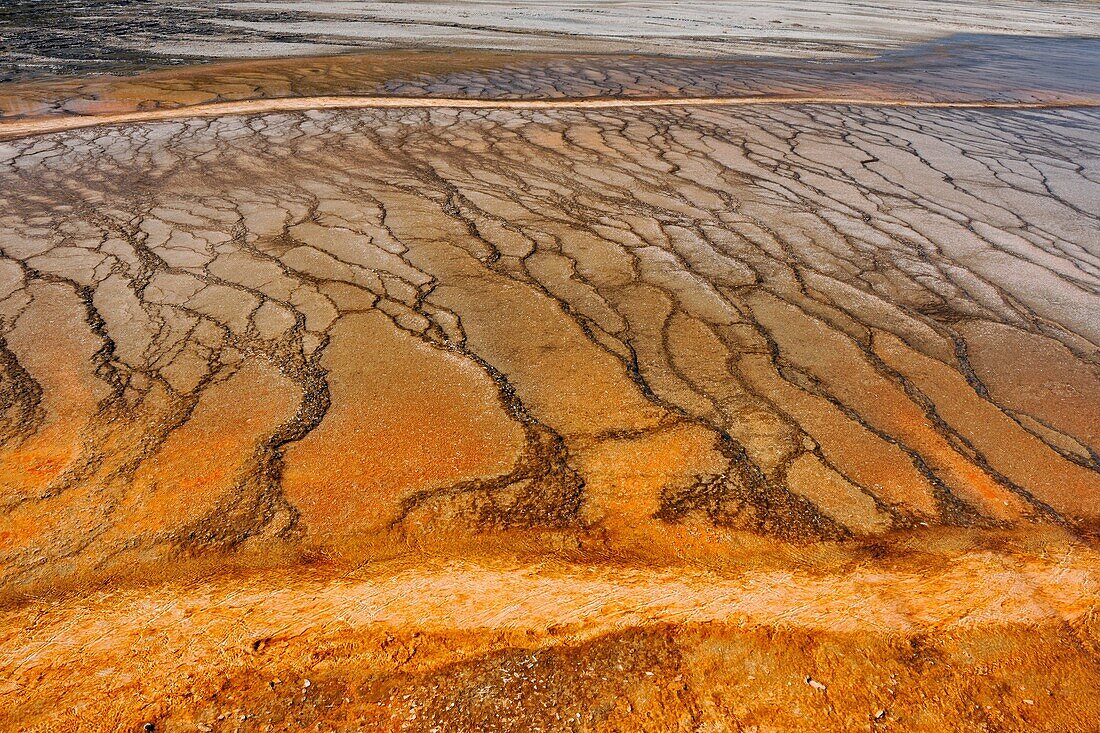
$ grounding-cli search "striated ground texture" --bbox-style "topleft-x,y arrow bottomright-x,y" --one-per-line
1,3 -> 1099,732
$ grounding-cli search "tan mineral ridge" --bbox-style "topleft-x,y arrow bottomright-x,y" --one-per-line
0,14 -> 1099,733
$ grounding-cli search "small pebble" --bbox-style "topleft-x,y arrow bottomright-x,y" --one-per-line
142,724 -> 155,733
303,678 -> 312,689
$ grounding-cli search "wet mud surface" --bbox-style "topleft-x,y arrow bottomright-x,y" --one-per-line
1,5 -> 1099,732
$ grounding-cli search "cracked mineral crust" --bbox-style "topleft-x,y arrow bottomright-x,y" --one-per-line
0,3 -> 1099,732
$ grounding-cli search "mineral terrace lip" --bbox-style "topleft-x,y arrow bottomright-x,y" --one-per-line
3,93 -> 1099,141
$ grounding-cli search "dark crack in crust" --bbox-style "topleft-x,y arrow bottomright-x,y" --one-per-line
392,354 -> 586,532
655,433 -> 851,542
